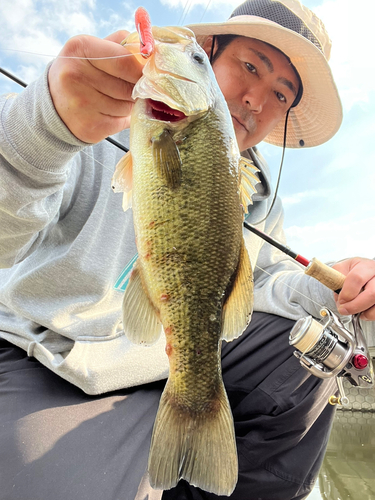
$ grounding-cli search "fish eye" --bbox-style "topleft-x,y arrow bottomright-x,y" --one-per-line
192,52 -> 205,64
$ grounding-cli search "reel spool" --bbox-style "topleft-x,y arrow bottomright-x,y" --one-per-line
289,308 -> 374,405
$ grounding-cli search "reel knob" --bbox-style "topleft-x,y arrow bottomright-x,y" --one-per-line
352,354 -> 368,370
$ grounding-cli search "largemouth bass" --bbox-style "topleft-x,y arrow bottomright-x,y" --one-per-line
112,21 -> 259,496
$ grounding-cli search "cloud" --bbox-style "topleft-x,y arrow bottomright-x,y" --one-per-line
324,100 -> 375,175
285,214 -> 375,263
159,0 -> 238,23
282,188 -> 335,207
98,12 -> 135,35
96,1 -> 138,34
160,0 -> 238,8
0,0 -> 97,83
314,0 -> 375,111
0,0 -> 140,85
53,11 -> 97,38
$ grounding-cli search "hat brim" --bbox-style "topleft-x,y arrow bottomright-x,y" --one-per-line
187,16 -> 343,148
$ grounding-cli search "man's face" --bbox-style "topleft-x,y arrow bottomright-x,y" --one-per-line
203,36 -> 300,151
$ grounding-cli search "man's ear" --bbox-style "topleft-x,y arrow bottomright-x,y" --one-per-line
202,36 -> 215,57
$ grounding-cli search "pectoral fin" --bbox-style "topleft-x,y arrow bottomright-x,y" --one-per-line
221,240 -> 253,342
152,130 -> 182,189
122,262 -> 163,345
239,156 -> 260,214
112,151 -> 133,211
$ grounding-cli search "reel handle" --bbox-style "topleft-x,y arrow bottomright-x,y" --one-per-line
305,258 -> 346,293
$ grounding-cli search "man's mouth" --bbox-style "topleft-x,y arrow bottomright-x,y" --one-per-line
148,99 -> 186,122
231,115 -> 248,132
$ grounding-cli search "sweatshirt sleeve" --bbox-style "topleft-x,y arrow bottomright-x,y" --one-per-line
0,64 -> 87,268
251,196 -> 347,322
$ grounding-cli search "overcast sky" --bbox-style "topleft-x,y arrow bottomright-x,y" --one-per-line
1,0 -> 374,263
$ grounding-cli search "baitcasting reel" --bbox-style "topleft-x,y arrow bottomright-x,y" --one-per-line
289,308 -> 374,406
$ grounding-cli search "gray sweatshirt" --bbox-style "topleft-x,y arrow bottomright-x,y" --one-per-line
0,66 -> 353,395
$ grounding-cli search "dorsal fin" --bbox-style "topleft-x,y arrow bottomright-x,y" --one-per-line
239,156 -> 260,214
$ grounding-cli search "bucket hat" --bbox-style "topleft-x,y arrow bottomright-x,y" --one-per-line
188,0 -> 343,148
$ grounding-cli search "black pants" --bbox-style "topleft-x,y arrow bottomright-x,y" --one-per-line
0,313 -> 336,500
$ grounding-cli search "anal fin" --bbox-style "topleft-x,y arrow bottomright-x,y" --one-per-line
122,262 -> 162,345
221,239 -> 253,341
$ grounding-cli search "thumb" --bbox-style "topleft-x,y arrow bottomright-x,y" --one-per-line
104,30 -> 130,44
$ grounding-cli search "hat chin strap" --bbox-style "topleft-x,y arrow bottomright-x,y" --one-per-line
252,107 -> 291,225
209,35 -> 216,62
209,35 -> 299,225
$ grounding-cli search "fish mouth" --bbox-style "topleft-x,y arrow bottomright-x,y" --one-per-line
148,99 -> 187,122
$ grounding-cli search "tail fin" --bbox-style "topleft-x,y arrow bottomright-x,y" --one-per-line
148,382 -> 238,496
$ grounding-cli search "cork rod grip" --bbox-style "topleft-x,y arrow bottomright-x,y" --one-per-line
305,258 -> 346,293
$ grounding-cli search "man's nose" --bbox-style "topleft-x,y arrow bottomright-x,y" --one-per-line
243,86 -> 267,114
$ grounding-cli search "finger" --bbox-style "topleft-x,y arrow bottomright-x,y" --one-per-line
361,305 -> 375,321
62,87 -> 134,142
97,93 -> 135,118
61,35 -> 143,84
66,58 -> 136,102
52,68 -> 134,142
72,107 -> 132,143
104,30 -> 130,44
336,265 -> 375,304
94,114 -> 132,139
337,280 -> 375,316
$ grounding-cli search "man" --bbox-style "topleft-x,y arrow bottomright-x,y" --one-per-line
0,1 -> 374,499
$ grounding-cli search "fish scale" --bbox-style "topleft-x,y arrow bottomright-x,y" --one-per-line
133,101 -> 242,470
113,21 -> 258,496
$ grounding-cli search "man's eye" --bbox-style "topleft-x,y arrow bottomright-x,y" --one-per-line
276,91 -> 286,103
245,63 -> 257,74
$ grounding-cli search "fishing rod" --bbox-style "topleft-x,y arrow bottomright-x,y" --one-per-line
1,64 -> 373,405
0,65 -> 346,293
243,221 -> 374,405
0,65 -> 347,292
243,221 -> 345,293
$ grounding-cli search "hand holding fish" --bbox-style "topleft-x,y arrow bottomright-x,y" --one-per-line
48,30 -> 143,143
333,257 -> 375,320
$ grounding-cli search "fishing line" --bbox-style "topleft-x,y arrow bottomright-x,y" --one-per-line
199,0 -> 213,22
0,47 -> 142,61
255,264 -> 325,310
0,63 -> 328,307
80,148 -> 116,174
250,66 -> 303,226
178,0 -> 194,26
250,108 -> 290,226
180,0 -> 213,25
0,67 -> 129,154
61,148 -> 327,316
